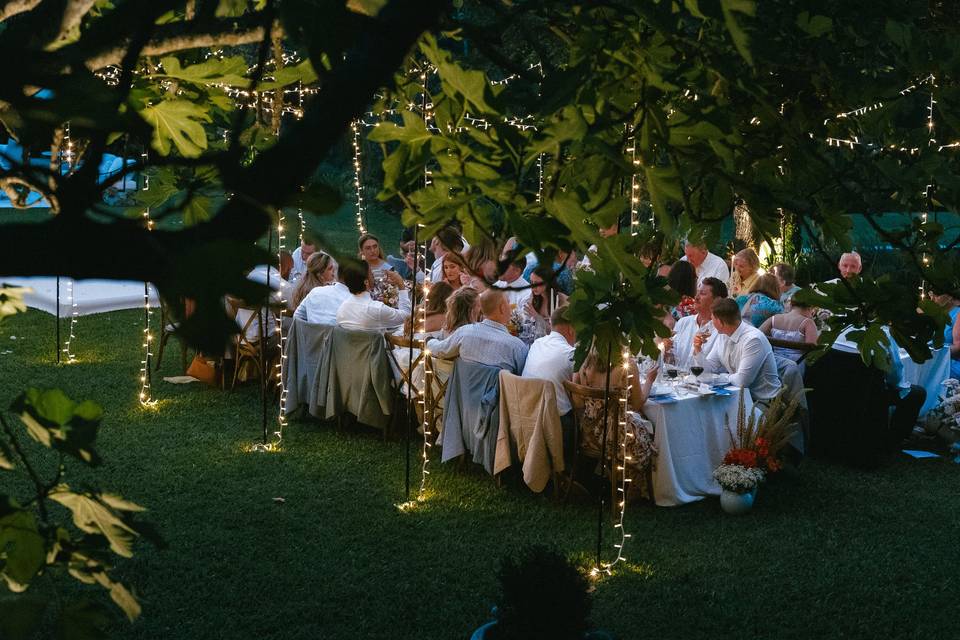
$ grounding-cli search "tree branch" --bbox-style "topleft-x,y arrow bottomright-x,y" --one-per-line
84,12 -> 274,69
51,0 -> 98,49
0,0 -> 41,22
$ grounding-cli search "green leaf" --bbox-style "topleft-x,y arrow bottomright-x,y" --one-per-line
215,0 -> 249,17
0,509 -> 45,592
683,0 -> 707,19
140,100 -> 212,158
346,0 -> 388,16
884,20 -> 911,50
367,111 -> 432,145
258,60 -> 319,90
720,0 -> 755,66
0,438 -> 14,470
12,389 -> 103,466
155,56 -> 249,87
48,489 -> 144,558
796,12 -> 833,37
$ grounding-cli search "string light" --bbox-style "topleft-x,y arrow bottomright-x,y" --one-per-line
418,272 -> 433,498
62,279 -> 78,363
297,208 -> 305,246
627,137 -> 640,234
350,120 -> 368,236
591,347 -> 633,578
273,209 -> 289,449
137,205 -> 157,406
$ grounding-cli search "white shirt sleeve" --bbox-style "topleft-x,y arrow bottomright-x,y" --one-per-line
727,335 -> 765,389
397,288 -> 411,314
374,300 -> 409,328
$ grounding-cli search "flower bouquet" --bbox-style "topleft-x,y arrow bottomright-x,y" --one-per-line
712,464 -> 764,494
372,272 -> 400,308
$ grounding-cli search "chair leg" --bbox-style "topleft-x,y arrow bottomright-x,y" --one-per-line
230,355 -> 243,390
155,332 -> 169,371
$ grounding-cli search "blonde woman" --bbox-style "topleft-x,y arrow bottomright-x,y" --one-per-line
290,251 -> 336,309
443,286 -> 480,336
729,248 -> 761,298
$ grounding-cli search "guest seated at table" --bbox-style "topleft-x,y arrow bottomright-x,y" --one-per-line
759,297 -> 818,362
694,298 -> 782,406
668,260 -> 698,321
663,277 -> 727,370
931,286 -> 960,380
290,251 -> 336,309
682,238 -> 730,286
336,261 -> 410,331
572,340 -> 659,471
522,305 -> 577,458
462,237 -> 498,291
229,264 -> 290,344
401,281 -> 454,338
838,251 -> 862,280
428,227 -> 464,284
292,261 -> 351,325
493,257 -> 532,308
518,265 -> 570,345
771,262 -> 801,310
386,228 -> 415,279
737,274 -> 784,328
426,289 -> 528,373
806,324 -> 926,466
729,248 -> 760,298
289,239 -> 316,283
522,249 -> 577,296
358,233 -> 393,278
443,286 -> 480,336
441,256 -> 468,290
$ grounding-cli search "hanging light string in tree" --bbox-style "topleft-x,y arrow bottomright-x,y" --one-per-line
138,206 -> 157,407
418,270 -> 433,499
350,120 -> 368,236
605,347 -> 635,575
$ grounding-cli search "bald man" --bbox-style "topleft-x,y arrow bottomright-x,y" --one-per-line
838,252 -> 862,280
426,289 -> 528,373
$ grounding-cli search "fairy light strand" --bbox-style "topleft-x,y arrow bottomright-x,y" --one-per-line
273,209 -> 289,449
351,120 -> 368,236
137,203 -> 157,406
418,243 -> 433,498
62,279 -> 78,363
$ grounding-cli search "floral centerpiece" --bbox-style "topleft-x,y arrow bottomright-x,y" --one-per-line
371,272 -> 399,308
714,390 -> 800,513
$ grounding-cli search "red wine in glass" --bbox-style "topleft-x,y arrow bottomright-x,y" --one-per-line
666,368 -> 678,381
691,366 -> 704,378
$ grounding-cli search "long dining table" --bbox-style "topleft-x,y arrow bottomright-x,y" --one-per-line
643,385 -> 755,507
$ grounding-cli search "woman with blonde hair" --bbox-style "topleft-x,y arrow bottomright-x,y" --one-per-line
290,251 -> 336,309
729,247 -> 761,297
739,273 -> 784,327
462,237 -> 498,291
444,286 -> 480,335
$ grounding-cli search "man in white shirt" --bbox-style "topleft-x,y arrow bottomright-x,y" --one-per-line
663,277 -> 727,369
292,271 -> 351,324
493,257 -> 531,308
682,240 -> 730,287
694,298 -> 781,404
428,227 -> 464,284
426,289 -> 528,373
522,305 -> 577,464
837,251 -> 862,280
336,261 -> 411,331
233,264 -> 290,342
289,240 -> 316,284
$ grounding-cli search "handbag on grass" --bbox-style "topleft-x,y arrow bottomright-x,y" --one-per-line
186,354 -> 218,385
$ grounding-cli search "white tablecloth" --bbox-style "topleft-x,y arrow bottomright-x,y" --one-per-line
901,347 -> 950,417
0,277 -> 159,316
645,388 -> 754,507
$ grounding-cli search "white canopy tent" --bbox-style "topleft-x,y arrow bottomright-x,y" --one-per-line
0,277 -> 159,316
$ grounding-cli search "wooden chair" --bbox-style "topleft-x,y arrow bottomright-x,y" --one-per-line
385,334 -> 426,431
154,298 -> 189,373
423,353 -> 454,446
231,307 -> 277,391
562,380 -> 655,510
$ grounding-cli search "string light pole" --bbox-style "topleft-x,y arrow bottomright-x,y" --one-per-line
403,225 -> 420,499
418,270 -> 434,499
273,209 -> 289,449
137,207 -> 157,407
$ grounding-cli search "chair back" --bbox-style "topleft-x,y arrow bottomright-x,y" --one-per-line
385,333 -> 426,392
322,327 -> 395,430
562,380 -> 624,459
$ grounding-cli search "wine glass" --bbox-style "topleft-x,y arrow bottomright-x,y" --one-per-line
691,365 -> 704,379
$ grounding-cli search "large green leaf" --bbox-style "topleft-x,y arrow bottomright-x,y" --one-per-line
48,489 -> 144,558
140,100 -> 212,158
0,509 -> 45,592
12,389 -> 103,466
155,56 -> 249,87
720,0 -> 755,66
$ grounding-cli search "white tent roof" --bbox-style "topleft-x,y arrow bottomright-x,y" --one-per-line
1,277 -> 159,316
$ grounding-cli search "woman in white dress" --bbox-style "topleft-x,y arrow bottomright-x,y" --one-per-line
759,297 -> 818,361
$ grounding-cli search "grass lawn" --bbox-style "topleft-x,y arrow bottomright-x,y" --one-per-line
1,306 -> 958,640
